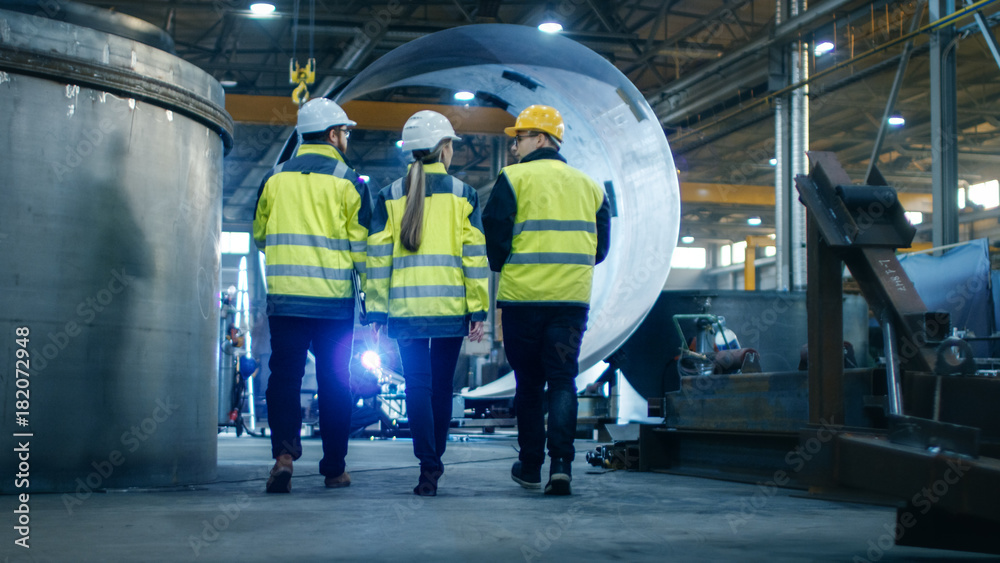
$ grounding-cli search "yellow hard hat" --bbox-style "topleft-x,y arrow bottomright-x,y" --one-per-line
504,104 -> 564,142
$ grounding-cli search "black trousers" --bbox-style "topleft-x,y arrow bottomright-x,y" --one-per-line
501,306 -> 588,466
266,315 -> 354,477
397,337 -> 463,473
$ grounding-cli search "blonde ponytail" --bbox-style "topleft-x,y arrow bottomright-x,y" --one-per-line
400,142 -> 446,252
400,160 -> 427,252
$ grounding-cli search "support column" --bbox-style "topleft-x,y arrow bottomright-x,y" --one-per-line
775,96 -> 793,291
790,0 -> 810,290
930,0 -> 959,247
773,0 -> 794,291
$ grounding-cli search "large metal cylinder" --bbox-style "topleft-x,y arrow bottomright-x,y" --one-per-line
335,24 -> 680,371
0,3 -> 233,493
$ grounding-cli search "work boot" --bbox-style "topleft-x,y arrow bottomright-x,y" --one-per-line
544,458 -> 572,496
413,467 -> 442,497
511,461 -> 541,489
265,454 -> 293,494
324,471 -> 351,488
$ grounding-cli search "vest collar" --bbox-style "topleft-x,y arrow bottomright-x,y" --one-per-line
297,142 -> 348,164
406,161 -> 448,174
520,147 -> 566,164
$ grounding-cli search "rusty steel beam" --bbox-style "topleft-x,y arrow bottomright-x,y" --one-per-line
662,369 -> 880,432
806,214 -> 848,425
834,434 -> 1000,530
796,152 -> 944,376
224,95 -> 514,135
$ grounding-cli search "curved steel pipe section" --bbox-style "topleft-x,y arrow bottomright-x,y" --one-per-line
0,4 -> 229,492
336,24 -> 680,370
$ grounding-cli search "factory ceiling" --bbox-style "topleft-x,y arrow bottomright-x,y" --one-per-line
67,0 -> 1000,246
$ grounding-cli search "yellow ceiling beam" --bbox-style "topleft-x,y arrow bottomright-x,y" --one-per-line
224,94 -> 300,126
682,182 -> 775,206
681,182 -> 932,213
224,95 -> 514,135
222,96 -> 933,214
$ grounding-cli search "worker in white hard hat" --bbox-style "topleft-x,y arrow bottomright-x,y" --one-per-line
366,110 -> 489,496
482,104 -> 611,496
253,97 -> 371,493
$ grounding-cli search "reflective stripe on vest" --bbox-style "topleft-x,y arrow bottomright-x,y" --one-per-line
367,170 -> 489,326
497,159 -> 604,306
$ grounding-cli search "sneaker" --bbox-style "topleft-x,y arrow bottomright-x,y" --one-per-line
544,458 -> 571,496
265,454 -> 293,494
324,471 -> 351,488
511,461 -> 541,489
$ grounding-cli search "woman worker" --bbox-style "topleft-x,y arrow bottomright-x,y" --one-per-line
366,110 -> 488,496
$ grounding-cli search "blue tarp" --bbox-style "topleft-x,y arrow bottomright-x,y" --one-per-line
897,238 -> 993,357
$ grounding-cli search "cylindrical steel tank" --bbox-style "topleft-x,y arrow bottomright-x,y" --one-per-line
334,24 -> 680,371
0,2 -> 233,493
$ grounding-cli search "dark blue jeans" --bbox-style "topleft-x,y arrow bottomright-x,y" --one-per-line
397,337 -> 463,473
266,315 -> 354,477
502,306 -> 588,467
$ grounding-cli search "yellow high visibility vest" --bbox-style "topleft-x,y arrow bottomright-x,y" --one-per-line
497,158 -> 605,307
253,143 -> 369,318
366,163 -> 489,338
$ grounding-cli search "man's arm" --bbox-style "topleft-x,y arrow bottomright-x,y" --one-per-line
346,178 -> 371,287
595,194 -> 612,265
482,172 -> 517,272
365,189 -> 392,326
461,186 -> 490,322
252,174 -> 273,251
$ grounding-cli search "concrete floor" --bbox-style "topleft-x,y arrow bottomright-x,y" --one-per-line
7,431 -> 998,563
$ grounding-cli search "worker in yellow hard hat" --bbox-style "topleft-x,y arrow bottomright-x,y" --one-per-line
502,103 -> 565,153
482,104 -> 612,496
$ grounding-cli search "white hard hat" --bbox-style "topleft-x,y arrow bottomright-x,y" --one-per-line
296,98 -> 356,135
401,110 -> 461,151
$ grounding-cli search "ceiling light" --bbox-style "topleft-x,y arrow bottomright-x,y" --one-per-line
681,235 -> 695,244
454,91 -> 475,101
747,216 -> 762,226
249,3 -> 276,16
395,140 -> 404,148
538,21 -> 563,33
814,41 -> 835,56
358,175 -> 370,183
769,158 -> 777,166
220,79 -> 238,88
888,116 -> 905,127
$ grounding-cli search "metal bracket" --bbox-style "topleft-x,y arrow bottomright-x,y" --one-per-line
887,413 -> 981,457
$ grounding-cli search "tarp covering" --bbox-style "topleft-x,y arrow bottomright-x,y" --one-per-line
898,239 -> 993,357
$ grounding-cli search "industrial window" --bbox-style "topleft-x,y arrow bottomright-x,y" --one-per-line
671,247 -> 706,269
967,180 -> 999,209
221,231 -> 251,254
731,241 -> 747,264
235,256 -> 250,352
719,245 -> 732,267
